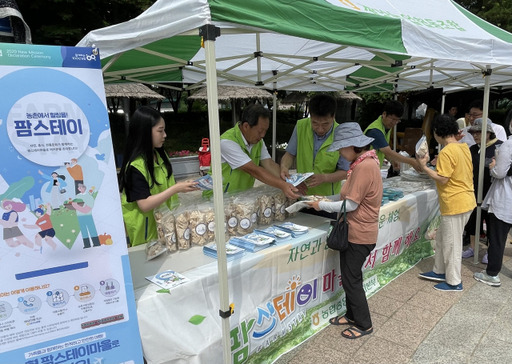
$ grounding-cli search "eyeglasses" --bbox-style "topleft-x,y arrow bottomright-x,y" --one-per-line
388,117 -> 401,123
468,113 -> 483,119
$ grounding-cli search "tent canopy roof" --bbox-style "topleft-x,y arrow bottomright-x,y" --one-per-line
78,0 -> 512,94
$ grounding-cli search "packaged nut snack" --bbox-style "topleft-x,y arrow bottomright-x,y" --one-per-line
154,206 -> 177,253
189,209 -> 208,246
232,196 -> 256,235
273,191 -> 288,221
174,209 -> 191,250
257,194 -> 274,226
225,202 -> 239,238
145,239 -> 167,261
203,207 -> 216,243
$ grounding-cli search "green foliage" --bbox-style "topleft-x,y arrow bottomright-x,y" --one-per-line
455,0 -> 512,32
17,0 -> 154,45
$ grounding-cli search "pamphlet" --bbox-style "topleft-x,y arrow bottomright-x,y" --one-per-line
286,172 -> 314,187
145,270 -> 190,290
194,174 -> 214,190
203,242 -> 245,260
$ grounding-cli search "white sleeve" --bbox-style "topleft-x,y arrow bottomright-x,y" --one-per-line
260,141 -> 271,160
493,124 -> 508,143
220,139 -> 252,169
318,199 -> 359,213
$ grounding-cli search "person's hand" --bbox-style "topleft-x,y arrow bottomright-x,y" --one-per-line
296,182 -> 308,195
430,155 -> 438,166
280,168 -> 290,181
455,130 -> 464,141
415,154 -> 429,171
409,158 -> 424,173
281,183 -> 300,200
305,174 -> 325,188
305,201 -> 320,211
174,180 -> 200,193
489,157 -> 496,170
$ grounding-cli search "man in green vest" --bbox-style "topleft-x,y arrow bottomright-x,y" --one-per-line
364,100 -> 421,174
279,94 -> 349,196
216,104 -> 300,199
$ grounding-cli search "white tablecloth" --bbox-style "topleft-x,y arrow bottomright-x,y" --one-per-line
130,185 -> 439,364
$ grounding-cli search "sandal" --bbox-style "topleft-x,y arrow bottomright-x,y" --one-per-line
341,326 -> 373,339
329,315 -> 355,326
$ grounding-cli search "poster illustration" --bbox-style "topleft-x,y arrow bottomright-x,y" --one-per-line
0,43 -> 143,363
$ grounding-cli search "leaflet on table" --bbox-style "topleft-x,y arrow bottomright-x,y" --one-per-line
0,44 -> 143,363
145,270 -> 190,290
229,233 -> 275,252
194,174 -> 213,190
254,226 -> 292,241
285,172 -> 314,186
273,222 -> 309,237
203,242 -> 245,260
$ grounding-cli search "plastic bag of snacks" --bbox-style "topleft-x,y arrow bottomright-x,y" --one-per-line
273,190 -> 288,221
154,206 -> 178,253
256,190 -> 274,226
145,239 -> 167,261
174,207 -> 191,250
199,204 -> 216,244
232,195 -> 257,235
188,208 -> 208,246
415,135 -> 428,158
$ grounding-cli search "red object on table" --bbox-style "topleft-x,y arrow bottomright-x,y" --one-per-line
198,138 -> 211,175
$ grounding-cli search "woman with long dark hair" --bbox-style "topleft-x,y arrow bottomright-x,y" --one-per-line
118,106 -> 198,246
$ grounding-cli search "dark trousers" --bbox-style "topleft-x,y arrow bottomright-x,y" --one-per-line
339,242 -> 375,330
486,213 -> 512,276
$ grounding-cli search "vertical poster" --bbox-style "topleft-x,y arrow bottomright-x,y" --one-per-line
0,43 -> 143,363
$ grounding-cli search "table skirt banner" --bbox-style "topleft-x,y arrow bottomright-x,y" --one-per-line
137,190 -> 439,364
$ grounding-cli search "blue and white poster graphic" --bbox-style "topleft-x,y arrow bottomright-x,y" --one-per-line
0,43 -> 143,363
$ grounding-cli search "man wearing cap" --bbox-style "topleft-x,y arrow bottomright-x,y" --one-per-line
280,94 -> 349,196
458,99 -> 507,147
364,100 -> 422,173
207,104 -> 299,199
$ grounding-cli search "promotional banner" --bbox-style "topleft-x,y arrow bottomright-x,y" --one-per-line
134,189 -> 438,364
0,43 -> 143,363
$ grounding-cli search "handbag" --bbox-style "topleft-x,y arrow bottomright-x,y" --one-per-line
326,199 -> 349,251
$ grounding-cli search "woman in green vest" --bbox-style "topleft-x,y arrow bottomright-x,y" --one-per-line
118,106 -> 199,246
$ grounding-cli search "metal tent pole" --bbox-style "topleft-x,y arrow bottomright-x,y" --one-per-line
472,66 -> 492,265
201,24 -> 232,364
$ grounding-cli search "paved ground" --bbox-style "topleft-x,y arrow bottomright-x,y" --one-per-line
274,241 -> 512,364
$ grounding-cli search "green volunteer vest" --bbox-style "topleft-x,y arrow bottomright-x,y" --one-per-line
296,118 -> 341,196
220,123 -> 263,194
364,116 -> 391,167
122,153 -> 178,246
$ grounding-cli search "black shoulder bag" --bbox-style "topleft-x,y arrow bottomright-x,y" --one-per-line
326,199 -> 349,251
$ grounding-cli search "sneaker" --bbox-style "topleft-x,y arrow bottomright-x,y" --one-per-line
482,253 -> 488,265
462,247 -> 474,258
418,271 -> 446,282
474,271 -> 500,287
434,282 -> 463,292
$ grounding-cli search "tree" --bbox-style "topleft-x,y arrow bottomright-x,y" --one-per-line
16,0 -> 154,46
455,0 -> 512,32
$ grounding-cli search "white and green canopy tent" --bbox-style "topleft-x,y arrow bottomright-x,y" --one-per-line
78,0 -> 512,362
